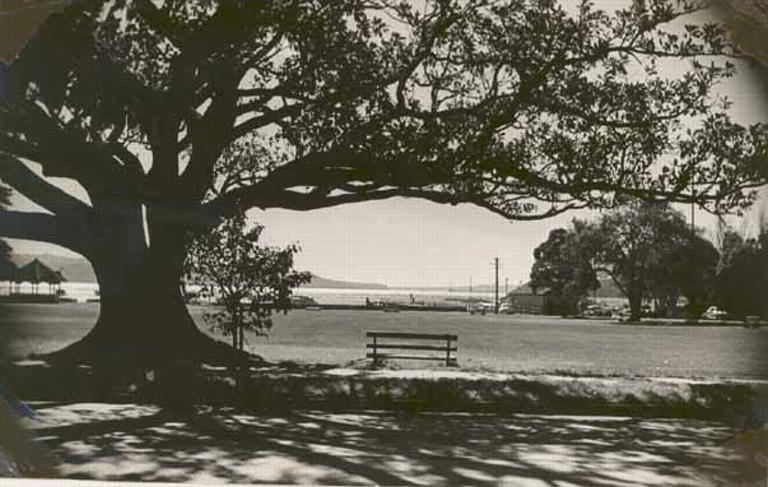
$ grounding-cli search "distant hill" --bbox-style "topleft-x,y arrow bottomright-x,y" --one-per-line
509,278 -> 625,298
9,253 -> 388,289
303,274 -> 388,289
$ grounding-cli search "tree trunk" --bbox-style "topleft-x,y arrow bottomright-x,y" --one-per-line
31,205 -> 258,404
628,286 -> 643,322
36,263 -> 255,368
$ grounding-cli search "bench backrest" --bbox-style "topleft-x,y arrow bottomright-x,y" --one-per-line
366,332 -> 458,341
366,332 -> 458,366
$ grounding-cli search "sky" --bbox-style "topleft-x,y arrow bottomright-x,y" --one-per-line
4,1 -> 768,288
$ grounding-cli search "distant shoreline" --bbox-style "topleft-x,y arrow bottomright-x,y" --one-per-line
3,281 -> 497,305
8,253 -> 502,291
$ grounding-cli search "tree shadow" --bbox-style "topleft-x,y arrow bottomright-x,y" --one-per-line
25,403 -> 749,486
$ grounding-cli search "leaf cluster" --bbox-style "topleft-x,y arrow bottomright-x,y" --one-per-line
714,224 -> 768,317
185,212 -> 310,339
530,223 -> 599,312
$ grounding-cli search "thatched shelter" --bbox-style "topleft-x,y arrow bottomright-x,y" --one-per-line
11,258 -> 65,295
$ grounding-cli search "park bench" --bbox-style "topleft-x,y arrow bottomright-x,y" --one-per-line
366,332 -> 458,367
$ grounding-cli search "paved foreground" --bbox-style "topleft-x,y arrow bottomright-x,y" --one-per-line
20,403 -> 764,486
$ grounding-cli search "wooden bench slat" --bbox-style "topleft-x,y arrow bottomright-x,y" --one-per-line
366,344 -> 457,351
367,331 -> 458,366
366,332 -> 458,340
367,353 -> 456,362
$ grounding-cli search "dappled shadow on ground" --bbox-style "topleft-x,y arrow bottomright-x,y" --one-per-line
23,403 -> 751,486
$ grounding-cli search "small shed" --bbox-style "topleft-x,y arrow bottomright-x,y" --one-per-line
504,284 -> 556,315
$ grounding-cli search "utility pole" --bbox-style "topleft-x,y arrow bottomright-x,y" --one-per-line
505,277 -> 508,295
691,201 -> 695,234
494,257 -> 499,314
690,180 -> 695,235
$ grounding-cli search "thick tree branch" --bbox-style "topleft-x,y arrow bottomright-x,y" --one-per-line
0,210 -> 91,257
0,152 -> 92,218
5,103 -> 136,198
105,143 -> 145,176
202,181 -> 585,223
533,98 -> 690,129
180,58 -> 241,202
231,103 -> 305,139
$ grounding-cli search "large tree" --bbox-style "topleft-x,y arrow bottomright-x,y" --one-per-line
647,227 -> 719,317
714,225 -> 768,318
530,220 -> 599,315
0,0 -> 766,379
587,199 -> 718,320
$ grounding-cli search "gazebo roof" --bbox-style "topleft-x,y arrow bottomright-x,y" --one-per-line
13,258 -> 66,284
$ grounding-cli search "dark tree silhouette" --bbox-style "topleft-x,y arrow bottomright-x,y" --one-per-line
530,221 -> 599,315
586,200 -> 717,321
0,0 -> 766,379
0,184 -> 13,279
648,229 -> 719,318
715,225 -> 768,318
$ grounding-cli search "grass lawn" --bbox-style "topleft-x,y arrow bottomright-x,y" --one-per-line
2,303 -> 767,379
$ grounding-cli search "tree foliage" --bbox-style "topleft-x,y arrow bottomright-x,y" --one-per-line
0,0 -> 766,261
185,212 -> 310,351
587,199 -> 718,320
0,183 -> 14,279
646,225 -> 719,317
530,221 -> 599,315
531,199 -> 721,320
714,225 -> 768,318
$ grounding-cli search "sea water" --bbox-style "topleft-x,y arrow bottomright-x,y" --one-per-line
10,281 -> 497,306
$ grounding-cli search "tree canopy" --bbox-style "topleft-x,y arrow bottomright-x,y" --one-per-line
1,0 -> 767,262
530,221 -> 599,314
647,225 -> 719,316
586,199 -> 718,320
530,203 -> 718,319
714,224 -> 768,317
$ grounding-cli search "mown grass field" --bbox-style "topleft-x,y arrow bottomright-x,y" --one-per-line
2,303 -> 767,379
